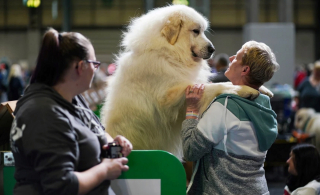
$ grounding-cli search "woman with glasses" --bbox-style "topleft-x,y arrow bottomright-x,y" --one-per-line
10,28 -> 132,195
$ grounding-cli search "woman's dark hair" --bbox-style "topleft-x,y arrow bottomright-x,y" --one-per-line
286,144 -> 320,192
30,28 -> 91,86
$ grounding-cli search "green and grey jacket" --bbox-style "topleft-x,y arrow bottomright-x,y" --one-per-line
182,93 -> 277,195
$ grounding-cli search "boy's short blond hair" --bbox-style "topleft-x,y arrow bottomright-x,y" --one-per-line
242,41 -> 280,86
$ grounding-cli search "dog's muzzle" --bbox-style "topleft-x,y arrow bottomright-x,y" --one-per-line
208,45 -> 215,54
192,44 -> 215,59
202,45 -> 215,59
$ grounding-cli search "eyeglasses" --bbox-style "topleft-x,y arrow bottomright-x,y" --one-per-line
85,60 -> 101,69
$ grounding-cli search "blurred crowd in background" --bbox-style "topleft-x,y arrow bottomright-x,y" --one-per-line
1,52 -> 320,194
1,53 -> 319,124
2,52 -> 320,141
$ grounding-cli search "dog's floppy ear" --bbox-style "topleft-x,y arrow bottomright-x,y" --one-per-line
161,14 -> 183,45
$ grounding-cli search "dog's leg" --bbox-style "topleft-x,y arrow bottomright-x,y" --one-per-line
162,82 -> 260,116
199,82 -> 260,115
160,83 -> 188,108
259,85 -> 273,98
217,82 -> 273,98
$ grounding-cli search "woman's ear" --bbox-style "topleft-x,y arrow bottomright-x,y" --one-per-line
75,60 -> 85,75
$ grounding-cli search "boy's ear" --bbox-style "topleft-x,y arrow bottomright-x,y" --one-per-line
241,65 -> 250,76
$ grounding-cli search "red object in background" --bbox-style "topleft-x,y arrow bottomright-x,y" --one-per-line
294,71 -> 307,89
107,63 -> 116,75
284,189 -> 290,195
292,130 -> 310,143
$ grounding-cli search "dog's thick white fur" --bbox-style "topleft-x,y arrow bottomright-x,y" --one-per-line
101,5 -> 272,159
295,108 -> 320,150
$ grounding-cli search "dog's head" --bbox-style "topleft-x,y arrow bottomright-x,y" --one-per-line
122,5 -> 214,62
160,6 -> 215,60
294,108 -> 316,130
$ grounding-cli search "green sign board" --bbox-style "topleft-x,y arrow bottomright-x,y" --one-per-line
2,150 -> 186,195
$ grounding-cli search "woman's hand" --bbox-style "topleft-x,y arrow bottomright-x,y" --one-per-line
102,158 -> 129,180
185,84 -> 205,113
112,135 -> 133,157
74,157 -> 129,194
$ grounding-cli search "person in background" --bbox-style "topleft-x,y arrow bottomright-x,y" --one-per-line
10,28 -> 132,195
7,64 -> 25,101
284,144 -> 320,195
207,57 -> 217,74
107,63 -> 117,76
209,53 -> 230,83
297,61 -> 320,112
19,61 -> 33,86
294,64 -> 307,90
0,64 -> 4,99
182,40 -> 279,195
0,58 -> 11,102
93,63 -> 108,87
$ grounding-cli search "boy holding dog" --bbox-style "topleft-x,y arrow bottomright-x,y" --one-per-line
182,41 -> 279,195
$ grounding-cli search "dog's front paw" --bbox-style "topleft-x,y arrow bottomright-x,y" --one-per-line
235,85 -> 260,100
259,85 -> 273,98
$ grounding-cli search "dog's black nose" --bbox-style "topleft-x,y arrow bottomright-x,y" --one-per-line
208,45 -> 215,54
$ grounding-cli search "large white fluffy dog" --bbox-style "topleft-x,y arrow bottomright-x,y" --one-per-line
101,5 -> 269,159
295,108 -> 320,150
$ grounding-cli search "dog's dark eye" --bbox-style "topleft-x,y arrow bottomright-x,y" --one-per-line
193,29 -> 200,35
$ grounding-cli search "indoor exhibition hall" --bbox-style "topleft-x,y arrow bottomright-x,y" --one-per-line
1,0 -> 320,195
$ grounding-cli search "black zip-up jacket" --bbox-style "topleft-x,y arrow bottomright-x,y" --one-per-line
10,83 -> 110,195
